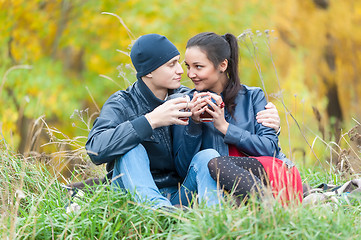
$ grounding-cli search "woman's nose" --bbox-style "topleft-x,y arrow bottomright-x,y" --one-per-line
187,69 -> 195,78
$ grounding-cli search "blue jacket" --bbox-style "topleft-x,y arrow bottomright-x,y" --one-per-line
86,79 -> 189,188
172,85 -> 293,178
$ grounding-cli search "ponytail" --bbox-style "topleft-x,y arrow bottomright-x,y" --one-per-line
222,33 -> 241,117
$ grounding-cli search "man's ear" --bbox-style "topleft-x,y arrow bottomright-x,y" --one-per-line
145,73 -> 152,78
219,59 -> 228,73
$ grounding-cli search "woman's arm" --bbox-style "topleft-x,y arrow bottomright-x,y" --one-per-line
225,89 -> 280,156
205,90 -> 280,157
224,122 -> 279,157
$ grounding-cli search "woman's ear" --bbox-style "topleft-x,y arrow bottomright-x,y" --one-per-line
219,59 -> 228,73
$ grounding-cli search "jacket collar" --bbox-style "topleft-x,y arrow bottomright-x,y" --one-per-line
238,84 -> 246,94
137,78 -> 170,110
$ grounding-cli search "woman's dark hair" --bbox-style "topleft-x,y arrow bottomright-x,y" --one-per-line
186,32 -> 241,116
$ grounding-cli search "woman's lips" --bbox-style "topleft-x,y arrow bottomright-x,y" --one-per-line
192,79 -> 201,84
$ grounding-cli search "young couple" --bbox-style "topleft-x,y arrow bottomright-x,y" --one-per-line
86,33 -> 302,210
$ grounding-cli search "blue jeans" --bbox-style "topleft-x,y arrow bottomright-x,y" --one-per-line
111,144 -> 221,209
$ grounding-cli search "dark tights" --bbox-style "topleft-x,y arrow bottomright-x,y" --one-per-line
208,156 -> 269,201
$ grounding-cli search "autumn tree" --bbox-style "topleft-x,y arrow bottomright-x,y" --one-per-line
272,0 -> 361,140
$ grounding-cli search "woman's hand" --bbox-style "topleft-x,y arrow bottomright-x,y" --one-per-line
204,92 -> 229,135
189,92 -> 209,123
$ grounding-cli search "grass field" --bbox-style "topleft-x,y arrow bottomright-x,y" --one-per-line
1,140 -> 361,240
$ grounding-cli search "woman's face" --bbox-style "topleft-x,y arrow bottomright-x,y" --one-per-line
184,47 -> 227,94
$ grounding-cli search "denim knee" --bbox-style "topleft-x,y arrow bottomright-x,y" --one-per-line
113,144 -> 149,171
190,149 -> 220,170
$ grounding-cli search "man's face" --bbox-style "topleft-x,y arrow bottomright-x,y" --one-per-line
148,55 -> 184,91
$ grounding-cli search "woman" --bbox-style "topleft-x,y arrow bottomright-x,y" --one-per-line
173,32 -> 302,205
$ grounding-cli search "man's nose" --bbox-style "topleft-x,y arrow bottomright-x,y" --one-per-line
176,62 -> 184,74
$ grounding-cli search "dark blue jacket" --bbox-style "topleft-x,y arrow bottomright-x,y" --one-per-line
173,85 -> 293,178
86,79 -> 189,188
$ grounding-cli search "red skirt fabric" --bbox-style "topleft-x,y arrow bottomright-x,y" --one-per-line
228,145 -> 303,205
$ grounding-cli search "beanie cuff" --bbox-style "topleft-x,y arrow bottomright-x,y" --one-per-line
136,49 -> 179,78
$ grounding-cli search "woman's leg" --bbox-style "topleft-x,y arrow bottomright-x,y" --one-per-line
208,156 -> 268,200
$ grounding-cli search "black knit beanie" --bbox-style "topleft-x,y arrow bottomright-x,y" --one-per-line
130,34 -> 180,78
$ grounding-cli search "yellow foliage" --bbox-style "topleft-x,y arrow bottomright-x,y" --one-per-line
271,0 -> 361,123
1,108 -> 18,130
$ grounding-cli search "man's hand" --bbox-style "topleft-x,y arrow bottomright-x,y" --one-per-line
145,97 -> 192,129
256,102 -> 280,132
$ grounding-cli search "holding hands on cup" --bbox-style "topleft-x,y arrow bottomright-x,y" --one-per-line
145,95 -> 192,129
190,92 -> 229,135
189,92 -> 211,123
146,92 -> 280,134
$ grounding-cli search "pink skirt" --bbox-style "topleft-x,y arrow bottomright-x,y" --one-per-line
228,145 -> 303,205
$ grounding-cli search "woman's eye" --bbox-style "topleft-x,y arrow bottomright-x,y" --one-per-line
196,65 -> 202,69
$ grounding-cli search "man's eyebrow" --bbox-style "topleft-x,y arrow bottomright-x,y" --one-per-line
169,59 -> 178,63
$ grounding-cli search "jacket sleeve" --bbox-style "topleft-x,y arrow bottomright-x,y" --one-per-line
172,120 -> 202,178
85,95 -> 153,165
224,89 -> 280,157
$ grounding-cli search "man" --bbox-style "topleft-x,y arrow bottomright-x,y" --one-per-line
85,34 -> 222,209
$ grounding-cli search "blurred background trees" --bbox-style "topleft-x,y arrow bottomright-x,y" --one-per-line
1,0 -> 360,173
